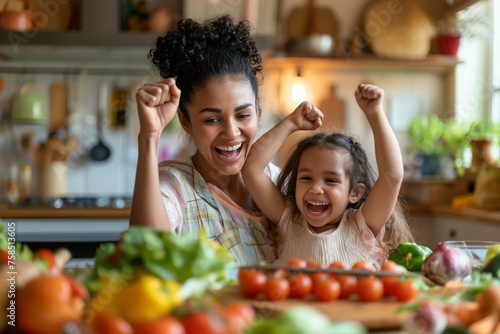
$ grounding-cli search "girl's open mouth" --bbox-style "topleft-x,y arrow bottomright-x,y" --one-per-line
307,201 -> 330,213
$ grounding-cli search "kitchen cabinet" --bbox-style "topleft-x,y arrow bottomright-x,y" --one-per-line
412,213 -> 500,249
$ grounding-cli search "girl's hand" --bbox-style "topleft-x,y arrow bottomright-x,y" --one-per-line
288,101 -> 324,131
355,84 -> 384,116
135,78 -> 181,136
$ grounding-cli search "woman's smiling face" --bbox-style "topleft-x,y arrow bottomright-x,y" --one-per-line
181,75 -> 259,181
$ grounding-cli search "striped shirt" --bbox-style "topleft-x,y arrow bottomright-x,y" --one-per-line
159,160 -> 281,265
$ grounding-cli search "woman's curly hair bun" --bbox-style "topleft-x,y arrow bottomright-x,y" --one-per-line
149,15 -> 262,79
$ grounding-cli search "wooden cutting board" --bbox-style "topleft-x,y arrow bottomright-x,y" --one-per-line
319,85 -> 346,131
216,285 -> 408,330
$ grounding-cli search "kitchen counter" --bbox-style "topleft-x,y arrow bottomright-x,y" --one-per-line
406,204 -> 500,225
0,204 -> 131,219
0,203 -> 498,224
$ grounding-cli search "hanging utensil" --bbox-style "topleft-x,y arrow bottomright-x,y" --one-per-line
88,82 -> 111,162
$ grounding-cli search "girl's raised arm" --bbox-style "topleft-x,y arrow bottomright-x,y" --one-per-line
354,84 -> 404,235
242,102 -> 323,225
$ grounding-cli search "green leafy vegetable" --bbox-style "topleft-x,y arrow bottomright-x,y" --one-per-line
87,226 -> 235,296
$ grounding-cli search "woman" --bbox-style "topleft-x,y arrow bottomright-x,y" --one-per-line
130,15 -> 280,265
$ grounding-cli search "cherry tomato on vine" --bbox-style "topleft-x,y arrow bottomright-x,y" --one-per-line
287,258 -> 307,268
238,269 -> 266,298
357,276 -> 384,302
380,260 -> 404,297
351,260 -> 375,272
305,260 -> 327,288
336,275 -> 358,299
263,277 -> 290,301
328,260 -> 347,279
288,273 -> 313,299
314,278 -> 341,302
394,279 -> 418,302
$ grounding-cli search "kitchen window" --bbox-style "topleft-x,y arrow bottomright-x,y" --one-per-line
492,0 -> 500,122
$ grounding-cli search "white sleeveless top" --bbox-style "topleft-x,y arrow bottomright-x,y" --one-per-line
273,201 -> 387,270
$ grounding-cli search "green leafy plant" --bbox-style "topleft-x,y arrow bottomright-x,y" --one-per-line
408,115 -> 446,156
467,121 -> 499,142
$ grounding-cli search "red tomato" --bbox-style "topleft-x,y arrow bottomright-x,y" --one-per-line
64,274 -> 89,300
394,279 -> 418,302
351,260 -> 375,272
133,316 -> 185,334
219,302 -> 255,334
328,260 -> 347,279
35,248 -> 60,274
238,269 -> 266,298
17,275 -> 83,334
91,312 -> 134,334
306,260 -> 324,268
380,260 -> 403,273
288,273 -> 313,299
382,276 -> 400,297
271,269 -> 288,279
336,274 -> 358,299
263,277 -> 290,301
314,278 -> 341,301
287,258 -> 307,268
181,311 -> 226,334
357,276 -> 384,302
380,260 -> 404,298
0,249 -> 9,265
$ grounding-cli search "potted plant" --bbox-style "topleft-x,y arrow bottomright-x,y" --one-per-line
441,118 -> 471,177
408,115 -> 447,176
441,119 -> 499,175
466,121 -> 499,170
435,8 -> 489,56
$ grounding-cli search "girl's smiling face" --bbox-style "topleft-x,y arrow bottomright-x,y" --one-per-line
295,146 -> 360,232
180,75 -> 259,182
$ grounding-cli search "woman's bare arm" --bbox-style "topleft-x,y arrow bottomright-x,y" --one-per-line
129,79 -> 181,230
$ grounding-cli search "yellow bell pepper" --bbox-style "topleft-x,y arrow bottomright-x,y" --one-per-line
112,273 -> 182,324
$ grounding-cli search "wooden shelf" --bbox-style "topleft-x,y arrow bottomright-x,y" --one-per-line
263,55 -> 462,74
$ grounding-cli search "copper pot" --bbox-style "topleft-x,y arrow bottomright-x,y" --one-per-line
0,10 -> 33,32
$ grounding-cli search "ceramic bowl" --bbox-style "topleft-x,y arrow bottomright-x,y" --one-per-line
444,240 -> 498,269
285,34 -> 334,57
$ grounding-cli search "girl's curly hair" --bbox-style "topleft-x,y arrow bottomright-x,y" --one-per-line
148,15 -> 263,119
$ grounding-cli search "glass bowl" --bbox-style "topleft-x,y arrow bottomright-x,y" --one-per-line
444,240 -> 497,270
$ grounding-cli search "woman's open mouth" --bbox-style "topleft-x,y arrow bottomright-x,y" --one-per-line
214,143 -> 243,162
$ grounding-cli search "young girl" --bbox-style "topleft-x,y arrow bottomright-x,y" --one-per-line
242,84 -> 414,269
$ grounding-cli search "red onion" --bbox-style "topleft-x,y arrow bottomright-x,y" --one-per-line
422,242 -> 472,285
403,302 -> 447,334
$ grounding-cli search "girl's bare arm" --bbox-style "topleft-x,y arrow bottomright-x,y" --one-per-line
242,102 -> 323,225
355,84 -> 404,235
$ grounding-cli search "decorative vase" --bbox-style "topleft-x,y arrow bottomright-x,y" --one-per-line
437,34 -> 460,56
470,139 -> 494,171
